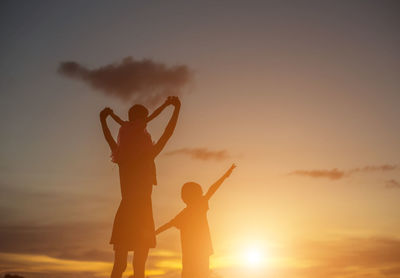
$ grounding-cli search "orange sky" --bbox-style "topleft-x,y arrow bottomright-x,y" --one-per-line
1,1 -> 400,278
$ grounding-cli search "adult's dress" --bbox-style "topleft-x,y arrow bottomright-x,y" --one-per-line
110,124 -> 157,250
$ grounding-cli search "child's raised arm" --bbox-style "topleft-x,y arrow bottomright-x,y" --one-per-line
109,110 -> 126,126
100,108 -> 117,152
153,97 -> 181,157
146,97 -> 172,123
205,164 -> 236,200
155,220 -> 174,235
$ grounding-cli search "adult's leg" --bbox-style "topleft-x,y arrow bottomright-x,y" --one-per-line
182,254 -> 209,278
111,248 -> 128,278
199,256 -> 210,278
133,248 -> 149,278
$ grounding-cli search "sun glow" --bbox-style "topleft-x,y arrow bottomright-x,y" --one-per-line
245,247 -> 262,266
243,246 -> 265,267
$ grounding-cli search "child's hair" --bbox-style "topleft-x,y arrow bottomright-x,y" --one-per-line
128,104 -> 149,121
181,182 -> 203,205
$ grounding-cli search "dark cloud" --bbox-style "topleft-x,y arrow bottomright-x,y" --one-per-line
164,148 -> 230,161
289,164 -> 398,180
58,57 -> 192,105
385,179 -> 400,189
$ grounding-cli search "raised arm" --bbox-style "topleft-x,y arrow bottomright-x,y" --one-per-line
153,97 -> 181,157
100,108 -> 117,153
205,164 -> 236,200
146,98 -> 170,123
155,220 -> 174,235
109,110 -> 126,126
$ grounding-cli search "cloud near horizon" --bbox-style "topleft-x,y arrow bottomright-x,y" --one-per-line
2,233 -> 400,278
0,223 -> 181,277
58,57 -> 192,105
286,236 -> 400,278
164,148 -> 231,161
385,179 -> 400,189
289,164 -> 398,180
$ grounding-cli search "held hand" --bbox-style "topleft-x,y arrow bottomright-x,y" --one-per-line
164,96 -> 180,107
164,96 -> 174,106
170,96 -> 181,107
100,107 -> 112,119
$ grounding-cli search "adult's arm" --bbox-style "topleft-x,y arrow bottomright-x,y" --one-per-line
153,97 -> 181,157
100,108 -> 117,153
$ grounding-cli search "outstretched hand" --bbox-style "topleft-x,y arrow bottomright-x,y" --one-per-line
204,163 -> 237,200
224,164 -> 236,178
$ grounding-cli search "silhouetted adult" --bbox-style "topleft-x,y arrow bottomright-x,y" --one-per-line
100,96 -> 181,278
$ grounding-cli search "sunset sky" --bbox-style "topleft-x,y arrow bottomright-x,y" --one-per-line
1,1 -> 400,278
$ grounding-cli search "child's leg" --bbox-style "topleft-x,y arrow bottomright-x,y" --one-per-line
111,248 -> 128,278
133,248 -> 149,278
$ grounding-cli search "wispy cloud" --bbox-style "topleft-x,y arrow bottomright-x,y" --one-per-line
58,57 -> 192,105
0,252 -> 167,278
289,164 -> 397,180
289,169 -> 345,180
348,164 -> 397,174
164,148 -> 231,161
385,179 -> 400,189
0,223 -> 183,277
0,223 -> 111,261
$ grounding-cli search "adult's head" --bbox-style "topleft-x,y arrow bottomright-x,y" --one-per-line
128,104 -> 149,121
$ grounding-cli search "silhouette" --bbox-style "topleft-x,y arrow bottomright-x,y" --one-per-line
156,164 -> 236,278
4,275 -> 24,278
100,96 -> 181,278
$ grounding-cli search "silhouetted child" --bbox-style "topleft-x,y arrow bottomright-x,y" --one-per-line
156,164 -> 236,278
106,97 -> 173,164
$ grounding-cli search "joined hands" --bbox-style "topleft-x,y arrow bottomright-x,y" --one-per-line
100,96 -> 180,120
164,96 -> 181,107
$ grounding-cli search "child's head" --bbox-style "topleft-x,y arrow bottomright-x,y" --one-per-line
181,182 -> 203,205
128,104 -> 149,121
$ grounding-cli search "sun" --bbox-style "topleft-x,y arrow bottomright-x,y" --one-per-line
243,246 -> 264,267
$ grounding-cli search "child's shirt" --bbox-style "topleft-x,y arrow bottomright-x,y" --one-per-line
171,197 -> 213,257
